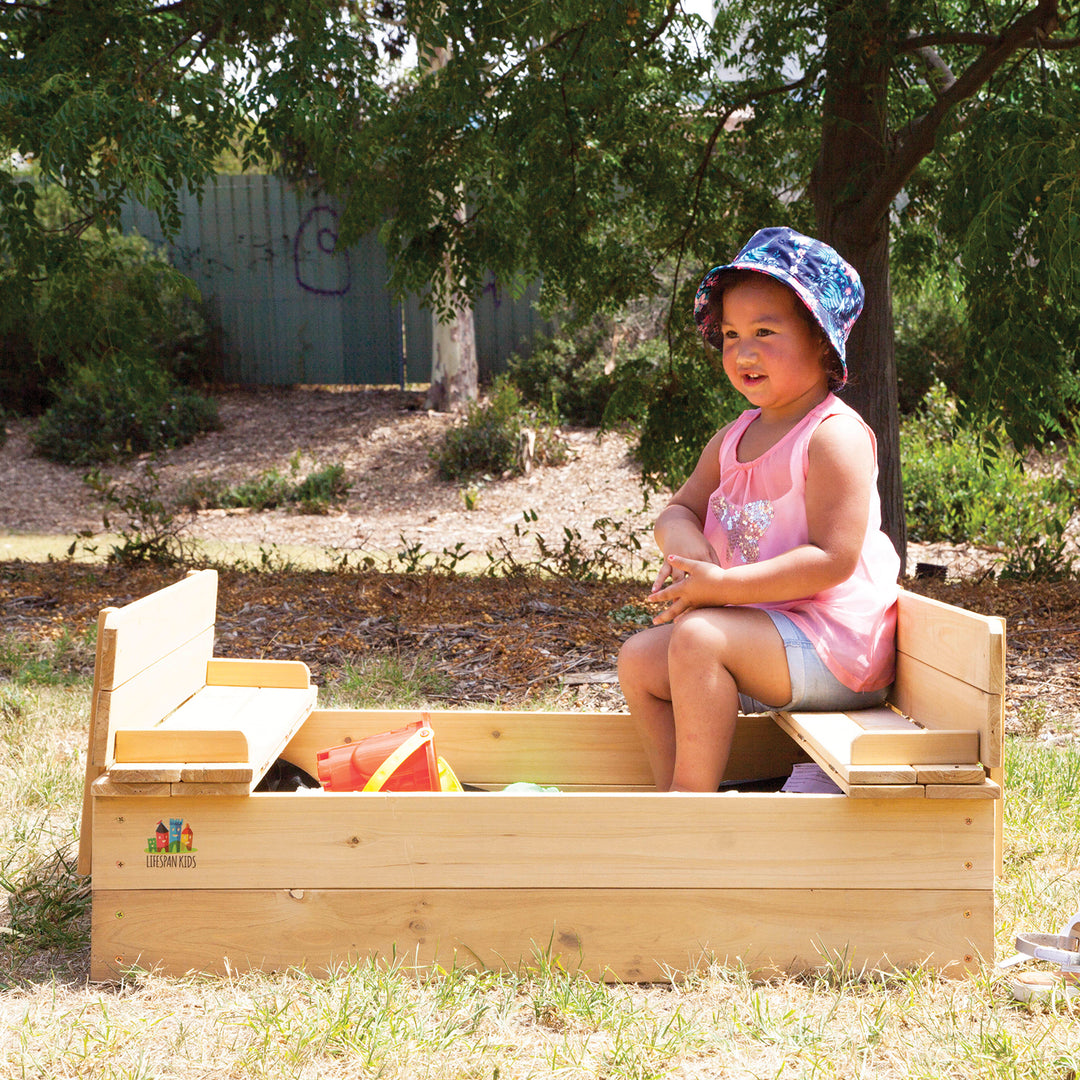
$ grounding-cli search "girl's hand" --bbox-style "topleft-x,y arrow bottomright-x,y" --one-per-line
647,555 -> 725,624
651,536 -> 719,593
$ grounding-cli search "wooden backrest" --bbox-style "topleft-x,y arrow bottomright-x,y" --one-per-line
888,590 -> 1006,768
79,569 -> 218,875
92,568 -> 218,770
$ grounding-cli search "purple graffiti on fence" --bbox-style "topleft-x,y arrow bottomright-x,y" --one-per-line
293,206 -> 352,296
482,273 -> 503,308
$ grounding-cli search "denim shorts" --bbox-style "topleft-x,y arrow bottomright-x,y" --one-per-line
738,610 -> 890,714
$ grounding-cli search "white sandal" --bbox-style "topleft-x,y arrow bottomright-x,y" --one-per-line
999,909 -> 1080,1001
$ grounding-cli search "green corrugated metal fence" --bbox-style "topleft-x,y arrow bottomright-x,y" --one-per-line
122,175 -> 552,386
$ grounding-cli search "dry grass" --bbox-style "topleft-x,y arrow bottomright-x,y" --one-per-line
2,639 -> 1080,1079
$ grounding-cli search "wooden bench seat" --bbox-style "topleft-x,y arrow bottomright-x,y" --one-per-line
772,590 -> 1005,804
78,570 -> 317,866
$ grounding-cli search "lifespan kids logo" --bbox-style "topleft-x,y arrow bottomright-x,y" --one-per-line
145,818 -> 197,868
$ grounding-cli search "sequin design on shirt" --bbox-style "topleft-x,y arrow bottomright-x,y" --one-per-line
709,494 -> 774,564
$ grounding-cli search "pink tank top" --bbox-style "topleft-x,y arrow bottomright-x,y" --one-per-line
703,394 -> 900,692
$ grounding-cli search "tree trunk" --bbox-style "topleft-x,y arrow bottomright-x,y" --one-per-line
422,35 -> 478,413
425,280 -> 478,412
810,0 -> 907,570
826,223 -> 906,563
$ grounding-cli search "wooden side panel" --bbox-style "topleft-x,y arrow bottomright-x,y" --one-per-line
98,570 -> 218,690
78,606 -> 117,876
283,709 -> 806,788
889,655 -> 1003,768
96,626 -> 215,767
90,793 -> 996,891
91,886 -> 994,983
892,590 -> 1006,768
895,590 -> 1005,695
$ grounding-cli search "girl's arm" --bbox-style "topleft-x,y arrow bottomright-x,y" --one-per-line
650,427 -> 728,588
650,414 -> 875,622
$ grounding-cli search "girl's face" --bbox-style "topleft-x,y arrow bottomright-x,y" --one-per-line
719,275 -> 830,420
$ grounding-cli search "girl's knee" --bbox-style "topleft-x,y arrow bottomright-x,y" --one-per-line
618,627 -> 669,692
668,610 -> 728,660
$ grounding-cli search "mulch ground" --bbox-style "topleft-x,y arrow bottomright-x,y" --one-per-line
2,560 -> 1079,732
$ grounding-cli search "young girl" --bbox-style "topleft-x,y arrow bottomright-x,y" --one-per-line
618,227 -> 901,792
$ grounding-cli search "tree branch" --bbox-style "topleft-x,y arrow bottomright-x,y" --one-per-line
664,73 -> 812,349
902,28 -> 1080,51
910,44 -> 956,95
857,0 -> 1067,232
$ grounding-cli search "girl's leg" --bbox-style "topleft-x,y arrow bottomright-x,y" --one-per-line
618,624 -> 677,788
665,607 -> 790,791
618,607 -> 792,792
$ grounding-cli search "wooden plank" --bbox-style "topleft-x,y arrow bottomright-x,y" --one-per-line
170,781 -> 253,797
895,590 -> 1005,696
113,685 -> 316,772
847,765 -> 918,784
774,710 -> 978,770
889,655 -> 1003,768
91,775 -> 174,799
90,887 -> 994,983
108,763 -> 184,783
97,626 -> 216,766
90,793 -> 996,891
78,606 -> 116,876
180,763 -> 255,784
989,765 -> 1004,877
916,766 -> 986,785
97,762 -> 258,794
925,780 -> 1001,800
282,709 -> 806,789
206,657 -> 312,690
115,727 -> 249,765
97,569 -> 217,690
845,784 -> 927,800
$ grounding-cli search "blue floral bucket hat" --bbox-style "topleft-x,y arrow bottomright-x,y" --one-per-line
694,226 -> 864,385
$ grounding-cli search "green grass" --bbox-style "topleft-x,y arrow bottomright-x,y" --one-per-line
323,652 -> 454,709
2,634 -> 1079,1077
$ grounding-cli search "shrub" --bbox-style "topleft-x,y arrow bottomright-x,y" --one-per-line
505,327 -> 618,426
434,378 -> 567,481
901,383 -> 1077,579
2,208 -> 218,418
603,340 -> 743,491
893,278 -> 968,415
177,455 -> 351,515
32,353 -> 220,466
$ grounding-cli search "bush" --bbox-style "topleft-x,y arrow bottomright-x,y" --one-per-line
901,383 -> 1077,579
32,353 -> 220,466
1,205 -> 218,418
894,284 -> 969,415
603,340 -> 743,491
505,327 -> 618,426
434,378 -> 568,481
